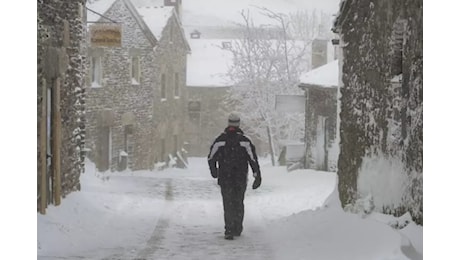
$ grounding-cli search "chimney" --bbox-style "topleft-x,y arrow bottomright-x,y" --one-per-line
164,0 -> 182,21
311,38 -> 328,69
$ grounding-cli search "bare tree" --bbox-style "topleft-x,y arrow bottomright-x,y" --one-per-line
288,9 -> 333,41
223,9 -> 311,166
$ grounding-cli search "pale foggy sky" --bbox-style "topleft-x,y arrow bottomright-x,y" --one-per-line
182,0 -> 341,26
184,0 -> 341,13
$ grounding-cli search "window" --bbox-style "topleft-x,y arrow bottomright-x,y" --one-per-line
130,56 -> 140,85
190,30 -> 201,39
118,125 -> 133,171
188,101 -> 201,126
188,101 -> 201,112
173,135 -> 178,154
222,41 -> 231,49
97,126 -> 112,171
91,56 -> 102,87
391,18 -> 407,76
124,125 -> 134,155
161,139 -> 166,162
174,73 -> 180,97
161,74 -> 166,100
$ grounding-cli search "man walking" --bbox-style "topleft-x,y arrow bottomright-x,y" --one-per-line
207,112 -> 262,240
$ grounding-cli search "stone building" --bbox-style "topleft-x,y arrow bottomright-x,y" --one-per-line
85,0 -> 190,171
37,0 -> 87,213
299,60 -> 339,172
333,0 -> 422,224
185,37 -> 271,157
185,39 -> 234,156
311,38 -> 329,69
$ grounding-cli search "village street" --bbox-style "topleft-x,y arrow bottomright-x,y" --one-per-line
38,158 -> 345,260
38,158 -> 422,260
98,166 -> 274,260
33,0 -> 426,259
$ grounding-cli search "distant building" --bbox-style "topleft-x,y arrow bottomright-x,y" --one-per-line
185,37 -> 288,157
311,36 -> 337,69
37,0 -> 86,213
333,0 -> 422,224
84,0 -> 190,171
185,39 -> 234,156
298,60 -> 339,172
184,26 -> 244,40
190,30 -> 202,39
311,38 -> 328,69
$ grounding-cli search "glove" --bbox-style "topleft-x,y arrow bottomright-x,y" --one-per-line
211,168 -> 219,178
252,176 -> 261,190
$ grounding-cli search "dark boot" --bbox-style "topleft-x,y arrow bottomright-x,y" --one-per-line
225,234 -> 234,240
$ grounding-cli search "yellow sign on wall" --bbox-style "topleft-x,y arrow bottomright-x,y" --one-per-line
90,24 -> 122,47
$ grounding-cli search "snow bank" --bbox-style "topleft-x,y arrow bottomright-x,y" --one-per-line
357,154 -> 408,211
264,175 -> 422,260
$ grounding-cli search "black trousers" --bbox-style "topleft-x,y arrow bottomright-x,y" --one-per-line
220,181 -> 247,235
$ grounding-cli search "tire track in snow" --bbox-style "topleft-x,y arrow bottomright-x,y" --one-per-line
133,179 -> 174,260
102,178 -> 274,260
137,180 -> 274,260
99,178 -> 174,260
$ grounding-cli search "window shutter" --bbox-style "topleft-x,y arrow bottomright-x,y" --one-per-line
391,18 -> 407,76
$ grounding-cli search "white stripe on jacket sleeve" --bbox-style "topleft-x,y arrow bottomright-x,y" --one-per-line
240,141 -> 255,162
208,141 -> 226,160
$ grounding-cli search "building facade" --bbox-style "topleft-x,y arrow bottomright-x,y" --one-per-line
37,0 -> 87,213
85,0 -> 190,171
186,86 -> 231,156
333,0 -> 422,224
299,60 -> 339,172
185,38 -> 234,156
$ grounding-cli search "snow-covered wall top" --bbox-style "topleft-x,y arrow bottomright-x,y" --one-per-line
131,0 -> 164,6
299,59 -> 339,87
186,39 -> 234,87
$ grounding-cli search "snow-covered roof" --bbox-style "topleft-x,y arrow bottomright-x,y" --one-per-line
187,39 -> 310,87
131,0 -> 164,6
136,5 -> 175,40
299,59 -> 339,88
86,0 -> 117,23
187,39 -> 234,87
86,0 -> 176,41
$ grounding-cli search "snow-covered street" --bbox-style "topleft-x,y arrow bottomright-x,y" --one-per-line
38,158 -> 422,260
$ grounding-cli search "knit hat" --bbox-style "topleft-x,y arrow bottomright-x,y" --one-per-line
228,112 -> 240,127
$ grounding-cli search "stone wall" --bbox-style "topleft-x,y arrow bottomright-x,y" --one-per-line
85,0 -> 189,171
37,0 -> 86,209
334,0 -> 422,224
185,87 -> 230,156
302,86 -> 338,172
150,12 -> 189,167
85,0 -> 155,171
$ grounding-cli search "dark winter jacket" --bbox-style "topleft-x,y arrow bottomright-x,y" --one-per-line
208,126 -> 261,186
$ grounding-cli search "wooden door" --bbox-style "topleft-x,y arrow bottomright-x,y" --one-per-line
98,126 -> 111,171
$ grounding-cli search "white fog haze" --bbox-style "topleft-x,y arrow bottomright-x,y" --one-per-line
182,0 -> 340,27
34,0 -> 426,259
